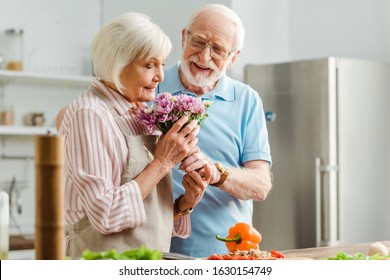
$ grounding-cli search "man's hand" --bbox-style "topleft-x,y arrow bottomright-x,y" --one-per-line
179,151 -> 221,185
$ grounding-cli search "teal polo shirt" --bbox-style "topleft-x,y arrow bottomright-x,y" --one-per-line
157,63 -> 272,258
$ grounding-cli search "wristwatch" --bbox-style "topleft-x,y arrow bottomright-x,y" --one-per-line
174,194 -> 193,216
211,162 -> 229,187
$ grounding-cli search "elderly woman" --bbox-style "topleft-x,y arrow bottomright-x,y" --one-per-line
58,12 -> 211,258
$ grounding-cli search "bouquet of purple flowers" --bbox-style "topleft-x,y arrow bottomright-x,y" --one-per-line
139,92 -> 211,134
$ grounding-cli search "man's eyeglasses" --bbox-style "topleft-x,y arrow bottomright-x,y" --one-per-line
186,31 -> 234,60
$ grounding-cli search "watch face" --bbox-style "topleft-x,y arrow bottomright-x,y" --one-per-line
216,163 -> 225,172
212,162 -> 229,187
218,165 -> 228,175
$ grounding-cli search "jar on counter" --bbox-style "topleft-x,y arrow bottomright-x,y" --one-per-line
5,28 -> 24,71
24,112 -> 45,126
0,105 -> 15,126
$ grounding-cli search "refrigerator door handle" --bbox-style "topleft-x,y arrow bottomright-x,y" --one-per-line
316,157 -> 339,247
315,157 -> 322,247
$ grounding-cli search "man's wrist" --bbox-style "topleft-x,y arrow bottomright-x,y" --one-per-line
211,162 -> 229,187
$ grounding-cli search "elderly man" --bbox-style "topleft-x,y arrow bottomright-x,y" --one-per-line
157,4 -> 272,258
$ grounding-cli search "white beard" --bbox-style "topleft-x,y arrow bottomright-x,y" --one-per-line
180,55 -> 225,88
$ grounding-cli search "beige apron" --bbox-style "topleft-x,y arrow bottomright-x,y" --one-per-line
66,85 -> 173,258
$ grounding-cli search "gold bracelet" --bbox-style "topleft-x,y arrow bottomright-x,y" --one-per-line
174,194 -> 193,216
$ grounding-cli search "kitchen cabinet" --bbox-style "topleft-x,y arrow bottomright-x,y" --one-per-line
0,69 -> 92,235
0,125 -> 57,136
0,69 -> 92,86
0,69 -> 92,136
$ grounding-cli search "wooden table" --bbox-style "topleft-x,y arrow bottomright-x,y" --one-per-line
280,241 -> 390,259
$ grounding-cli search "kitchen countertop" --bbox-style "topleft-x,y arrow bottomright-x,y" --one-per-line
10,235 -> 35,251
280,241 -> 390,259
8,234 -> 390,260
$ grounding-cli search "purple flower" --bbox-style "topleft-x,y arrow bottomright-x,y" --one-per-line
137,92 -> 211,134
139,108 -> 157,132
154,92 -> 174,114
178,95 -> 205,113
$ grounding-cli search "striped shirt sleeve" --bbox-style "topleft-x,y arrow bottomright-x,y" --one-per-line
172,215 -> 191,238
64,100 -> 146,234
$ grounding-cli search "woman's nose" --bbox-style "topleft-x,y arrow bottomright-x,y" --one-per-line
155,66 -> 164,81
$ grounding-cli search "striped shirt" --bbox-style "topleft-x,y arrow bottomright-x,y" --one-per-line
59,79 -> 190,237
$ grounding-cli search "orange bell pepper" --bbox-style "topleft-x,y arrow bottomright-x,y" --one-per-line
216,222 -> 262,252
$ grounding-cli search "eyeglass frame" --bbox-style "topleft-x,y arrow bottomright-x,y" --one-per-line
186,30 -> 235,60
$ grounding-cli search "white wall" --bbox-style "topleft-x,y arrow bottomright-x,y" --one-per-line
385,0 -> 390,234
233,0 -> 390,80
0,0 -> 100,75
289,0 -> 388,63
231,0 -> 290,80
388,0 -> 390,60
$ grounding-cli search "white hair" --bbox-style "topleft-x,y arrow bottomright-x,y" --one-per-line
91,12 -> 172,93
186,4 -> 245,50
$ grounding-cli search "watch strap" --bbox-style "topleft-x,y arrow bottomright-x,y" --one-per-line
211,162 -> 229,187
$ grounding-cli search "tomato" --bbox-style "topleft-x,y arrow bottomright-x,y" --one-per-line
270,250 -> 285,259
208,254 -> 223,260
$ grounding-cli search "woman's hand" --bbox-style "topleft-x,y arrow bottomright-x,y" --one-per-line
153,115 -> 199,171
177,162 -> 212,212
179,150 -> 222,186
135,116 -> 199,199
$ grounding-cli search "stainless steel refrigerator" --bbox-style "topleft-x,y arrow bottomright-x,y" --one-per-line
244,57 -> 390,251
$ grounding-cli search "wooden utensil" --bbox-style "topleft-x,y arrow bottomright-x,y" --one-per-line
35,134 -> 65,260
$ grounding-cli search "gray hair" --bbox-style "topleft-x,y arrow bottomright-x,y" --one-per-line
91,12 -> 172,93
186,4 -> 245,50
